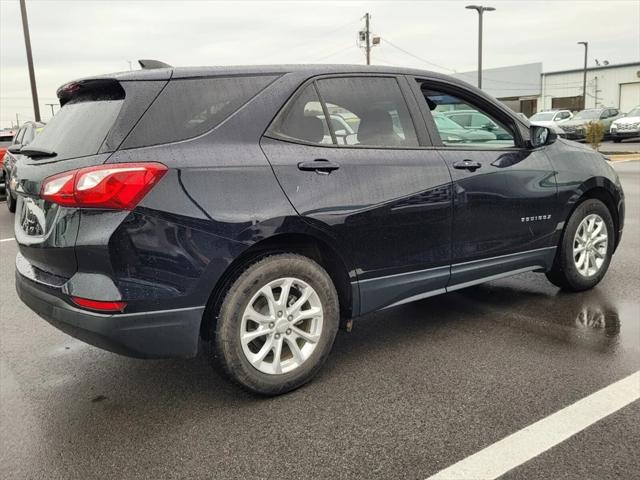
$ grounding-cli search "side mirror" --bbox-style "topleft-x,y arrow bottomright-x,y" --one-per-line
7,144 -> 22,154
530,125 -> 557,148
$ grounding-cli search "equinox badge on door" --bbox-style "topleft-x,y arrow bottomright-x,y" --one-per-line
521,214 -> 552,223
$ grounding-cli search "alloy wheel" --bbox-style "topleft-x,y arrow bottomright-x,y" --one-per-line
573,213 -> 608,278
240,277 -> 323,375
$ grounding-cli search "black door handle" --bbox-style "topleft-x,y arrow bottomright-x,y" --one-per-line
453,160 -> 482,172
297,159 -> 340,175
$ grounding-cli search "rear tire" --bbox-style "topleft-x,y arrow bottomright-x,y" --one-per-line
546,199 -> 614,291
212,253 -> 339,395
612,138 -> 622,143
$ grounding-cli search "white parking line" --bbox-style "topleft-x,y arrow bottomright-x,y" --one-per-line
426,370 -> 640,480
0,237 -> 15,243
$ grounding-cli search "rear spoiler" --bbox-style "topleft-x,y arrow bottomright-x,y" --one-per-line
138,59 -> 173,69
57,79 -> 125,106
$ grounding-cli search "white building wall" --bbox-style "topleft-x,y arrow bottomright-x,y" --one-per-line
539,63 -> 640,112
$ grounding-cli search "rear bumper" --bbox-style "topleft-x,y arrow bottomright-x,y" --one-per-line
16,270 -> 204,358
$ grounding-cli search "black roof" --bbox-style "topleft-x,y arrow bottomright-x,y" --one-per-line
60,63 -> 523,121
69,63 -> 452,82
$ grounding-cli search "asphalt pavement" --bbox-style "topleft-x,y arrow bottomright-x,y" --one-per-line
599,139 -> 640,154
1,161 -> 638,480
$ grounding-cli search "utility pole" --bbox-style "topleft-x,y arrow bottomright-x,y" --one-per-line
364,13 -> 371,65
593,76 -> 601,109
46,103 -> 57,117
578,41 -> 588,110
466,5 -> 495,89
16,113 -> 20,129
19,0 -> 41,122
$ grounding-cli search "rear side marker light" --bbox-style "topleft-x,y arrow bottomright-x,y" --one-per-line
41,162 -> 167,210
71,297 -> 127,313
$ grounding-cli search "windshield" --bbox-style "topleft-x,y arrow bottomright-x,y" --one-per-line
530,112 -> 555,121
574,109 -> 601,120
627,107 -> 640,117
26,99 -> 123,161
433,114 -> 464,130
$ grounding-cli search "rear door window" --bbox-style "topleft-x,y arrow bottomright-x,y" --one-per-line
123,75 -> 277,148
315,77 -> 419,147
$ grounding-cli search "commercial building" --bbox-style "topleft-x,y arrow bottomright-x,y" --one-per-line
453,61 -> 640,115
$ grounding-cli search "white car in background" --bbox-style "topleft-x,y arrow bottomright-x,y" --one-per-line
609,105 -> 640,143
529,109 -> 573,128
516,112 -> 567,139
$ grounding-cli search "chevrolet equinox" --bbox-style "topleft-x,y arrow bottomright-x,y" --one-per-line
13,63 -> 625,395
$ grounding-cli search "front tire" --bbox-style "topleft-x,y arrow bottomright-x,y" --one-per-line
213,254 -> 339,395
546,199 -> 614,291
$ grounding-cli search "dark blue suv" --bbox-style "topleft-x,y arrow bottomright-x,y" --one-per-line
13,63 -> 624,395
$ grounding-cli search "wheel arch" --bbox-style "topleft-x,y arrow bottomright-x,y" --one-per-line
200,230 -> 356,341
561,180 -> 621,250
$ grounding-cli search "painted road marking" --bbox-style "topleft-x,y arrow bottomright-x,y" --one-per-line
0,237 -> 15,243
426,371 -> 640,480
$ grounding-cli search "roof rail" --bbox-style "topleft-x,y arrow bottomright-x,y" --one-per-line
138,59 -> 173,69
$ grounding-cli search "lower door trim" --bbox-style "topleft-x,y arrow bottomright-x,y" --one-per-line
357,246 -> 557,315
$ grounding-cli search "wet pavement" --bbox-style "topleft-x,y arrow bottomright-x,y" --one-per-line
1,161 -> 639,480
599,140 -> 640,153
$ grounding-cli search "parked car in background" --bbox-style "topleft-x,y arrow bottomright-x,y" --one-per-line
609,105 -> 640,142
529,109 -> 573,128
517,112 -> 567,139
441,109 -> 513,140
561,108 -> 622,141
0,129 -> 16,193
13,64 -> 624,395
3,121 -> 45,212
432,113 -> 497,143
325,113 -> 357,145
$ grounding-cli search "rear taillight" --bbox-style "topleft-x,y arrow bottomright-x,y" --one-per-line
71,296 -> 127,312
41,162 -> 167,210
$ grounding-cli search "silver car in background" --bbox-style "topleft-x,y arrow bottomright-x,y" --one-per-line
610,105 -> 640,142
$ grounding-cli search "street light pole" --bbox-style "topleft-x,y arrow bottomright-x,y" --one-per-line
466,5 -> 495,89
19,0 -> 41,122
578,41 -> 588,110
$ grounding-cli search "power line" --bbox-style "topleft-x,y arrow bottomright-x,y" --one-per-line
379,37 -> 457,72
261,18 -> 360,62
378,36 -> 587,89
311,44 -> 356,63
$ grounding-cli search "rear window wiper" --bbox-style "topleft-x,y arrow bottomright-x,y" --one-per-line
19,147 -> 57,158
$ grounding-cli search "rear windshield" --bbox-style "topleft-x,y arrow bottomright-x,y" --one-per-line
25,99 -> 123,161
122,75 -> 277,148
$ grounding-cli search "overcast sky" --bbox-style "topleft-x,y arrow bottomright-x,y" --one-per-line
1,0 -> 638,126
